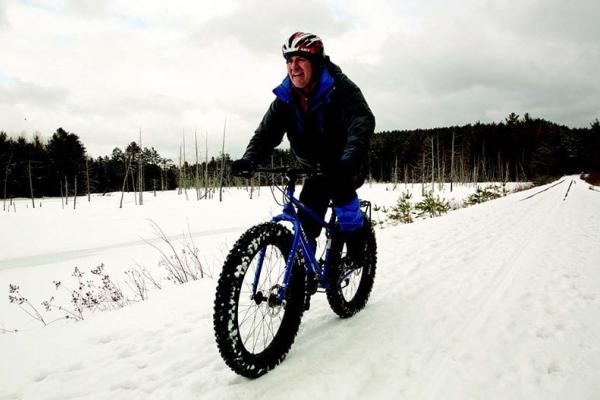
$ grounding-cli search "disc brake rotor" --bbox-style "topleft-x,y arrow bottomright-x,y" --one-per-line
266,285 -> 285,317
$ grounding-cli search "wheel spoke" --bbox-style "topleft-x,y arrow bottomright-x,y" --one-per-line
236,243 -> 288,354
243,305 -> 260,349
238,303 -> 259,329
215,223 -> 306,377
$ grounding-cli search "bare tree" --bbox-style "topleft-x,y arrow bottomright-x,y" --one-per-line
3,153 -> 13,211
119,154 -> 132,209
73,175 -> 77,210
59,178 -> 64,209
436,133 -> 442,190
219,118 -> 227,202
182,132 -> 189,200
130,161 -> 137,206
431,135 -> 435,192
421,150 -> 425,196
85,157 -> 91,202
28,160 -> 35,209
204,132 -> 209,199
138,128 -> 144,206
65,177 -> 69,205
460,149 -> 465,184
194,130 -> 200,200
178,145 -> 182,195
160,159 -> 166,191
481,141 -> 487,182
393,153 -> 398,188
450,131 -> 455,192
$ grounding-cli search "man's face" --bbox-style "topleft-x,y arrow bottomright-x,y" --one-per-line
287,55 -> 313,89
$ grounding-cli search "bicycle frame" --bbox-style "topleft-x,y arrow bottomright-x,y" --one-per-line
251,172 -> 338,303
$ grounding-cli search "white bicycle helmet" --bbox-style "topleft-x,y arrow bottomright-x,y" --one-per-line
282,32 -> 324,60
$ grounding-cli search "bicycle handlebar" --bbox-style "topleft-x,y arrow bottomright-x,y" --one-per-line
254,166 -> 323,178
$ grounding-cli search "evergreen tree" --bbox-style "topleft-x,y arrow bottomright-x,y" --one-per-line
47,128 -> 87,195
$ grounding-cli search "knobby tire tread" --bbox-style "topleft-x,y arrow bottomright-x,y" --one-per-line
326,217 -> 377,318
213,223 -> 305,378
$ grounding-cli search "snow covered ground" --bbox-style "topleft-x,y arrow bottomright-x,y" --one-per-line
1,177 -> 599,399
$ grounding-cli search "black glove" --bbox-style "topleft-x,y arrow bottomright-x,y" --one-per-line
232,158 -> 255,178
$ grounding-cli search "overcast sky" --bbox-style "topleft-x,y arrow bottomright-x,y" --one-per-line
1,0 -> 599,161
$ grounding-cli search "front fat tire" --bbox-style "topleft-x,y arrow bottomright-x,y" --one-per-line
326,218 -> 377,318
213,223 -> 305,378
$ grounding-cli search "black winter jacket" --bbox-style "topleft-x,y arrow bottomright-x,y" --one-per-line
242,57 -> 375,176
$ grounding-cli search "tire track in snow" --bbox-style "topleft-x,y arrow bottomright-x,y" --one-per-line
422,180 -> 567,398
364,180 -> 567,397
0,226 -> 245,270
377,180 -> 563,302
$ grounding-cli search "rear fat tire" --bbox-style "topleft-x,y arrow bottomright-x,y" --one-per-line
213,223 -> 305,378
326,217 -> 377,318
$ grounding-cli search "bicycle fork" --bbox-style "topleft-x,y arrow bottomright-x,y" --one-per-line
251,223 -> 336,307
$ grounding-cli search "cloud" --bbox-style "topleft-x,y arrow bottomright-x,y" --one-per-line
351,0 -> 600,131
194,0 -> 352,57
0,0 -> 8,29
0,0 -> 598,161
0,78 -> 69,107
485,0 -> 600,45
63,0 -> 109,18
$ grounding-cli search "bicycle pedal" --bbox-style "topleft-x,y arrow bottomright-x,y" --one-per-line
307,279 -> 318,295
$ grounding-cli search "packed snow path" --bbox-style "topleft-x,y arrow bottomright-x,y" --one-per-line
1,177 -> 599,399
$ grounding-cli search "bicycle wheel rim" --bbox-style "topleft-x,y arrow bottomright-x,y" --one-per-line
237,243 -> 287,355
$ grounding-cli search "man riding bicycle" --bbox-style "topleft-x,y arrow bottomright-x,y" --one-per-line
232,32 -> 375,263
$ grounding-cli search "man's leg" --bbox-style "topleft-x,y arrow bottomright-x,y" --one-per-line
298,175 -> 331,250
298,176 -> 331,310
331,182 -> 368,266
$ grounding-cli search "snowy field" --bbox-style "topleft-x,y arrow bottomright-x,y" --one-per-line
1,177 -> 599,399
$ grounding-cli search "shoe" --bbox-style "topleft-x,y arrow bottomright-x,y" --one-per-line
344,224 -> 368,267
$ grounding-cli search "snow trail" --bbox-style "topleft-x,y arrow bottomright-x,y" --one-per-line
1,178 -> 599,399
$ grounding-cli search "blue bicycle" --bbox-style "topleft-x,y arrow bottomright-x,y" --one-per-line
213,166 -> 377,378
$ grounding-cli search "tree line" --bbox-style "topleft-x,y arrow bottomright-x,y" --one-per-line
1,114 -> 599,200
0,127 -> 293,201
0,128 -> 172,201
368,113 -> 600,185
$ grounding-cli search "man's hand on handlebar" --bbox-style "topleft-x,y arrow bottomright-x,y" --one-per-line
232,158 -> 256,178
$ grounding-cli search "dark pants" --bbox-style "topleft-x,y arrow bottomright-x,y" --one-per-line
298,174 -> 363,239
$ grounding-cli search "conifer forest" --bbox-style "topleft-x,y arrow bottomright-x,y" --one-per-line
1,114 -> 599,201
